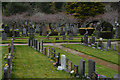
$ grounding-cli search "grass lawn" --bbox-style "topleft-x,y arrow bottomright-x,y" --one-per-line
1,45 -> 72,78
44,45 -> 120,78
61,44 -> 120,66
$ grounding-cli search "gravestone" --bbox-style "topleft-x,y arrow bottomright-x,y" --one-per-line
23,28 -> 26,36
29,27 -> 34,40
62,35 -> 66,40
104,43 -> 108,51
1,32 -> 7,40
84,35 -> 88,46
88,59 -> 95,78
98,40 -> 103,50
88,38 -> 92,47
113,44 -> 116,51
47,47 -> 50,57
43,47 -> 46,55
68,61 -> 72,73
28,38 -> 30,46
68,33 -> 73,40
56,52 -> 60,66
113,74 -> 120,78
30,40 -> 32,47
61,55 -> 66,70
74,65 -> 79,77
107,40 -> 111,49
66,58 -> 69,71
81,37 -> 84,44
116,26 -> 120,38
36,25 -> 40,33
92,36 -> 95,45
118,43 -> 120,55
37,41 -> 39,51
79,59 -> 85,77
40,40 -> 43,53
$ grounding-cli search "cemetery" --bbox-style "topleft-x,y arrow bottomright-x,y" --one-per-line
1,2 -> 120,80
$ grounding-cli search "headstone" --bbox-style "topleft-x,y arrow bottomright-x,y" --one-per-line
113,44 -> 116,51
37,41 -> 39,51
84,35 -> 88,46
40,40 -> 43,53
43,47 -> 46,55
1,32 -> 7,40
116,26 -> 120,38
68,33 -> 73,40
23,28 -> 26,36
47,47 -> 50,57
62,35 -> 66,40
88,38 -> 92,47
56,52 -> 60,66
81,37 -> 84,44
79,59 -> 85,77
30,40 -> 32,47
88,59 -> 95,78
107,39 -> 111,49
74,65 -> 79,77
104,43 -> 108,51
98,40 -> 103,50
61,55 -> 66,70
68,61 -> 72,73
29,27 -> 34,40
92,36 -> 95,45
36,25 -> 40,33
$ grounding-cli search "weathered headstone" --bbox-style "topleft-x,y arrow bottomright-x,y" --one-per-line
74,65 -> 79,77
56,52 -> 60,66
79,59 -> 85,77
113,44 -> 116,51
40,40 -> 43,53
23,28 -> 26,36
98,40 -> 103,50
47,47 -> 50,57
88,59 -> 95,78
81,37 -> 84,44
107,39 -> 111,49
68,33 -> 73,40
104,43 -> 108,51
1,32 -> 7,40
68,61 -> 72,73
29,27 -> 34,40
92,36 -> 95,45
37,41 -> 39,51
62,35 -> 66,40
84,35 -> 88,46
43,47 -> 46,55
61,55 -> 66,70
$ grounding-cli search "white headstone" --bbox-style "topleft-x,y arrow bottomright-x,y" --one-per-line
99,38 -> 103,41
61,55 -> 66,70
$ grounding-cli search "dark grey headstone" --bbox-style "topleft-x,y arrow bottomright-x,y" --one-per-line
104,43 -> 108,51
88,59 -> 95,78
79,59 -> 85,77
74,65 -> 79,77
43,47 -> 46,55
40,40 -> 43,53
107,39 -> 111,49
92,36 -> 95,45
68,33 -> 73,40
1,32 -> 7,40
62,35 -> 66,40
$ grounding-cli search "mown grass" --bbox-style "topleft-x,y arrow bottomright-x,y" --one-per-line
1,45 -> 73,78
61,44 -> 120,66
44,45 -> 120,78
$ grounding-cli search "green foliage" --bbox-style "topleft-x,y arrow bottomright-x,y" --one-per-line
101,21 -> 113,31
65,2 -> 105,20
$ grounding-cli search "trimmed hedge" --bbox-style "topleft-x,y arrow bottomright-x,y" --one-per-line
79,28 -> 95,35
100,31 -> 113,39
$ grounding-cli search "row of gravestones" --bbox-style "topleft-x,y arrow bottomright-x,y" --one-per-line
55,34 -> 74,40
28,38 -> 120,79
81,35 -> 119,53
4,39 -> 14,79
